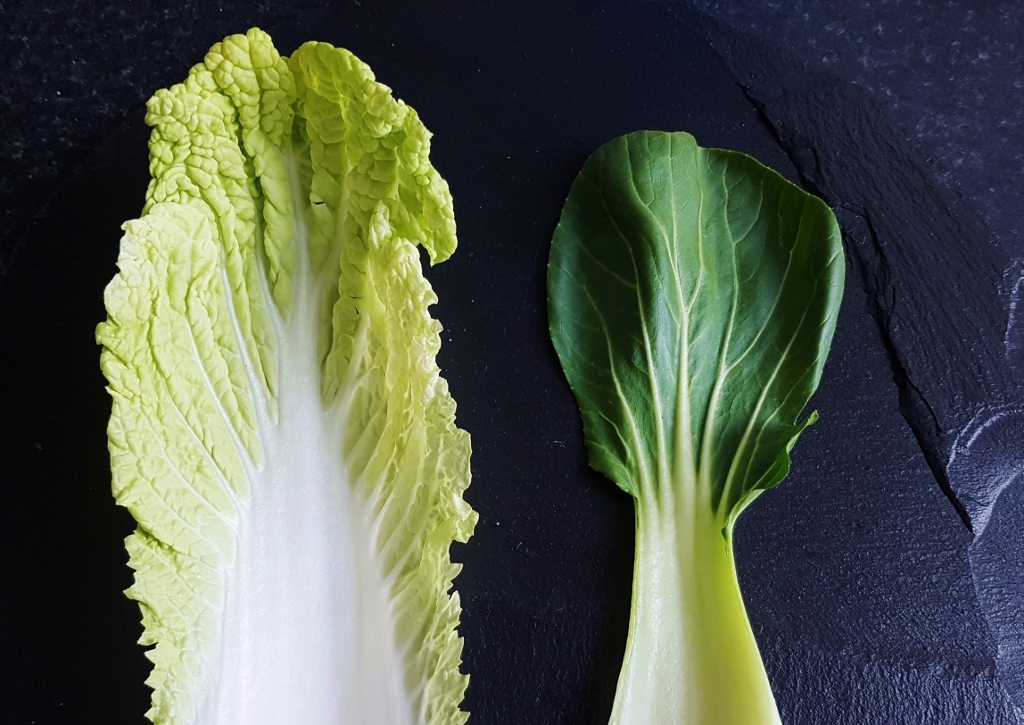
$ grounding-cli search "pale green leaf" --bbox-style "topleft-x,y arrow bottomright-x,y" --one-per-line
98,28 -> 475,725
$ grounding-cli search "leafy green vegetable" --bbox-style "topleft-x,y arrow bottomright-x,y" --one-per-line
96,29 -> 476,725
548,131 -> 844,724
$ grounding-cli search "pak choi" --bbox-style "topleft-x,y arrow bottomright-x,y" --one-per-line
548,131 -> 844,724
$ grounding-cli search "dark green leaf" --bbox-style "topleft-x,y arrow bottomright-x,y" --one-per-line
548,131 -> 844,523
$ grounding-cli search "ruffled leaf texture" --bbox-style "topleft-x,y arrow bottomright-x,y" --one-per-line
96,28 -> 476,725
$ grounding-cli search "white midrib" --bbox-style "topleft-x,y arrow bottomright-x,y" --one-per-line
202,158 -> 415,725
609,497 -> 781,725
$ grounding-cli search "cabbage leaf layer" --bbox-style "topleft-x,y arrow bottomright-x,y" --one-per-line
548,131 -> 844,724
97,28 -> 476,725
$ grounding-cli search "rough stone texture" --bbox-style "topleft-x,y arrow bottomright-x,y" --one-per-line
685,0 -> 1024,253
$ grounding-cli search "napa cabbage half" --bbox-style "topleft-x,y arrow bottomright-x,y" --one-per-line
96,28 -> 476,725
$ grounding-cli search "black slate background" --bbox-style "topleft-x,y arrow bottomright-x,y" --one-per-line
2,1 -> 1022,724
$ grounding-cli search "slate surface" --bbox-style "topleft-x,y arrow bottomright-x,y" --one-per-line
1,1 -> 1021,724
683,0 -> 1024,252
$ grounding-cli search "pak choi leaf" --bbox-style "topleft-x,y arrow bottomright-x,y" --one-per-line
96,28 -> 476,725
548,131 -> 844,724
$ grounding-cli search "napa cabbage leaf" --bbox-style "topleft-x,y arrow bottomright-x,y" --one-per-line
96,28 -> 476,725
548,131 -> 844,724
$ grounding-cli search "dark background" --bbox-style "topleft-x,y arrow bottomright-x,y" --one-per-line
2,1 -> 1023,723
